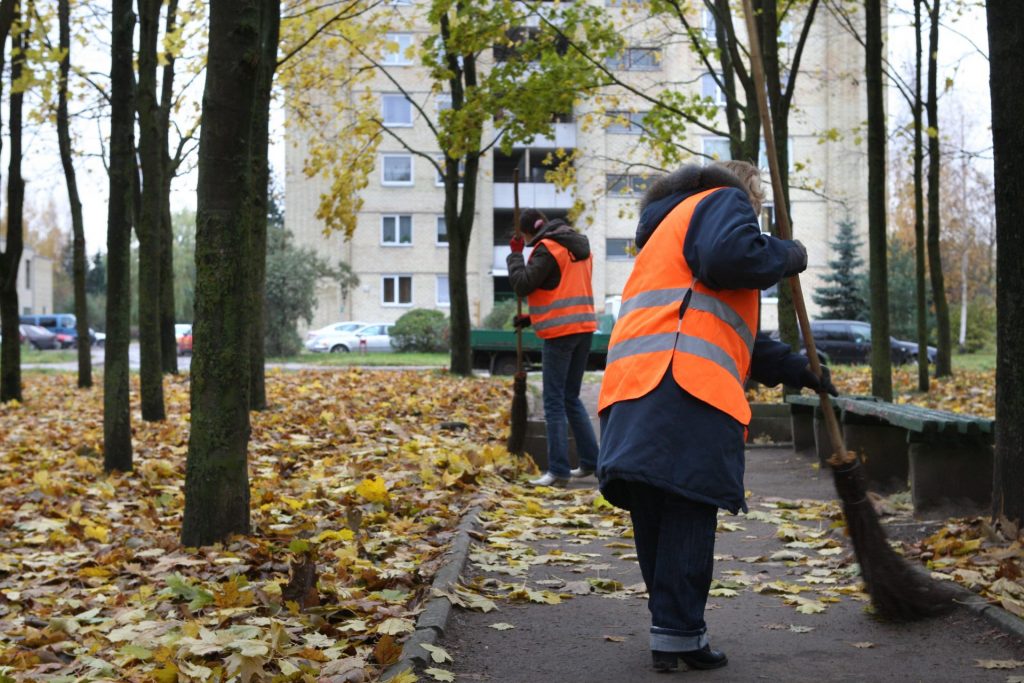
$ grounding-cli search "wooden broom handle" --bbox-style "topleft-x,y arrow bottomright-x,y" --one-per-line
740,0 -> 848,462
513,168 -> 523,370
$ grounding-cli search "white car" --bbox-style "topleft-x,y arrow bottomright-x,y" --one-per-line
304,321 -> 369,350
308,323 -> 395,353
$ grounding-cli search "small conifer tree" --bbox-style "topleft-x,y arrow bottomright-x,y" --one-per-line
812,219 -> 869,321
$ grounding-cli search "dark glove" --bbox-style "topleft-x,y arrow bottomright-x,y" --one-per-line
513,314 -> 531,330
509,235 -> 525,253
783,239 -> 808,277
800,363 -> 838,396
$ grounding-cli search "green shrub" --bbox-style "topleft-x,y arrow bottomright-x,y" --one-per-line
482,299 -> 517,329
391,309 -> 449,352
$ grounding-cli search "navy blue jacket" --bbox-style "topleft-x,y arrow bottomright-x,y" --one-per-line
597,165 -> 809,514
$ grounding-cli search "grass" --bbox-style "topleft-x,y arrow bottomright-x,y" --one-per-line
268,351 -> 449,367
19,348 -> 78,364
952,350 -> 996,372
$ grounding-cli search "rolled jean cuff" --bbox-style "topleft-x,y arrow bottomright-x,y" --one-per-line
650,627 -> 708,653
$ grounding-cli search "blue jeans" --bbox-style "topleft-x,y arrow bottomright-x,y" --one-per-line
625,481 -> 717,652
541,332 -> 600,478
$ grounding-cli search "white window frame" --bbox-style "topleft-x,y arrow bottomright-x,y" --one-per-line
382,275 -> 414,307
434,155 -> 465,186
382,93 -> 413,127
605,110 -> 646,134
436,93 -> 452,113
436,275 -> 450,306
606,238 -> 636,261
381,214 -> 413,246
381,154 -> 414,186
702,136 -> 732,161
701,73 -> 727,105
435,215 -> 449,246
382,33 -> 414,66
606,173 -> 649,197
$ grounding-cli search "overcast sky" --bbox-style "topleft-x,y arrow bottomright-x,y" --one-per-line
15,2 -> 991,257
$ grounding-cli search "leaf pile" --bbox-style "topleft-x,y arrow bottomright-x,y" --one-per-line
0,369 -> 532,681
747,367 -> 995,418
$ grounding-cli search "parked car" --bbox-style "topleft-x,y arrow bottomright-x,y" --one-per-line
19,324 -> 59,350
90,329 -> 106,348
177,326 -> 193,356
20,313 -> 80,348
307,323 -> 395,353
304,321 -> 369,350
776,319 -> 937,365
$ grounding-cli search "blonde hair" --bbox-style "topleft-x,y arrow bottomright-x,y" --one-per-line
712,160 -> 765,214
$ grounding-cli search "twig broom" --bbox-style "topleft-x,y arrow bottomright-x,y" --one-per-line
741,0 -> 955,620
506,168 -> 529,455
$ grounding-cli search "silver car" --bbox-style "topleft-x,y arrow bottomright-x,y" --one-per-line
308,323 -> 395,353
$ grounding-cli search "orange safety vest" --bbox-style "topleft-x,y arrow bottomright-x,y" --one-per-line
527,238 -> 597,339
598,188 -> 759,424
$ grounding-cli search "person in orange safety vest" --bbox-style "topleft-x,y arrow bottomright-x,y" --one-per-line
596,160 -> 837,672
507,208 -> 600,488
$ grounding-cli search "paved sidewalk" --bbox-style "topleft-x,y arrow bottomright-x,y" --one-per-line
438,382 -> 1024,682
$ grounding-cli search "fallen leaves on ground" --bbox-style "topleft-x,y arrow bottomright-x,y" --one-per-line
746,366 -> 995,418
0,369 -> 533,681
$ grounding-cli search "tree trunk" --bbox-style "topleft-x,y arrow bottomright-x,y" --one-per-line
105,0 -> 136,472
0,0 -> 21,404
159,0 -> 179,374
181,0 -> 263,547
248,0 -> 280,411
987,0 -> 1024,525
913,0 -> 928,391
926,0 -> 952,377
136,0 -> 166,420
865,0 -> 892,401
57,0 -> 91,389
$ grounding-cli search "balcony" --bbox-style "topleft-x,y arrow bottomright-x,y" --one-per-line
493,182 -> 574,210
509,122 -> 576,149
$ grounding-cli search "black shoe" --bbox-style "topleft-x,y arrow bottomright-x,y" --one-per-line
680,645 -> 728,670
652,646 -> 728,672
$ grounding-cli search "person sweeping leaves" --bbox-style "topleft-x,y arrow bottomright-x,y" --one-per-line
507,209 -> 600,488
596,160 -> 837,671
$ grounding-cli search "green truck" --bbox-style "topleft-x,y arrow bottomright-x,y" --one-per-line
470,313 -> 616,375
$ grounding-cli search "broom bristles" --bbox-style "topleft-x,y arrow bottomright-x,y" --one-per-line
507,371 -> 528,455
831,457 -> 958,620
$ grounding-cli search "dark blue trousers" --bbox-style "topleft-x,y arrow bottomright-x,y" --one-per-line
624,481 -> 718,652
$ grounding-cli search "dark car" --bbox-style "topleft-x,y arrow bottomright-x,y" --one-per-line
784,320 -> 936,366
18,324 -> 59,350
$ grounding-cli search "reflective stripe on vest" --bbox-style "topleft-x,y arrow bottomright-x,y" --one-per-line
597,188 -> 760,424
527,239 -> 597,339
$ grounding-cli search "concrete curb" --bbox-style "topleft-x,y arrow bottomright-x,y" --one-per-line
950,582 -> 1024,641
382,505 -> 481,680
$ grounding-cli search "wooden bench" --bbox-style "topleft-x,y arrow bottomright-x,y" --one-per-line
783,394 -> 994,513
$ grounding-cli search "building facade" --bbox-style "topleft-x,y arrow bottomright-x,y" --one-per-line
285,1 -> 871,334
0,240 -> 53,316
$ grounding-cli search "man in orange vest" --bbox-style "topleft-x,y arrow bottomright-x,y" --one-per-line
508,208 -> 600,488
597,160 -> 836,672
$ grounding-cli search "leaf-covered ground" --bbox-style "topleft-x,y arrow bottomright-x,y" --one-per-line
747,366 -> 996,418
0,370 -> 534,682
0,366 -> 1018,682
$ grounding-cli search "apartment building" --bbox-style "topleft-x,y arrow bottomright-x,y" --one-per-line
0,240 -> 53,316
285,1 -> 870,333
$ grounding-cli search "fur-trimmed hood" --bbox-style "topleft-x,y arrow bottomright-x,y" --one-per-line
635,164 -> 749,249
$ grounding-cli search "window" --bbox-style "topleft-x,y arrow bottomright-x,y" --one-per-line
389,0 -> 412,5
435,156 -> 465,186
607,238 -> 636,260
606,173 -> 650,197
606,47 -> 661,71
701,73 -> 727,105
702,136 -> 732,161
382,275 -> 413,306
605,110 -> 646,134
382,33 -> 414,65
436,275 -> 450,306
381,154 -> 413,186
24,259 -> 30,289
605,0 -> 645,6
436,93 -> 452,113
436,216 -> 449,245
381,214 -> 412,245
382,94 -> 413,127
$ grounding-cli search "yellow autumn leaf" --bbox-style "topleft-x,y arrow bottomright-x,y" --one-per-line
356,476 -> 390,504
83,524 -> 109,543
